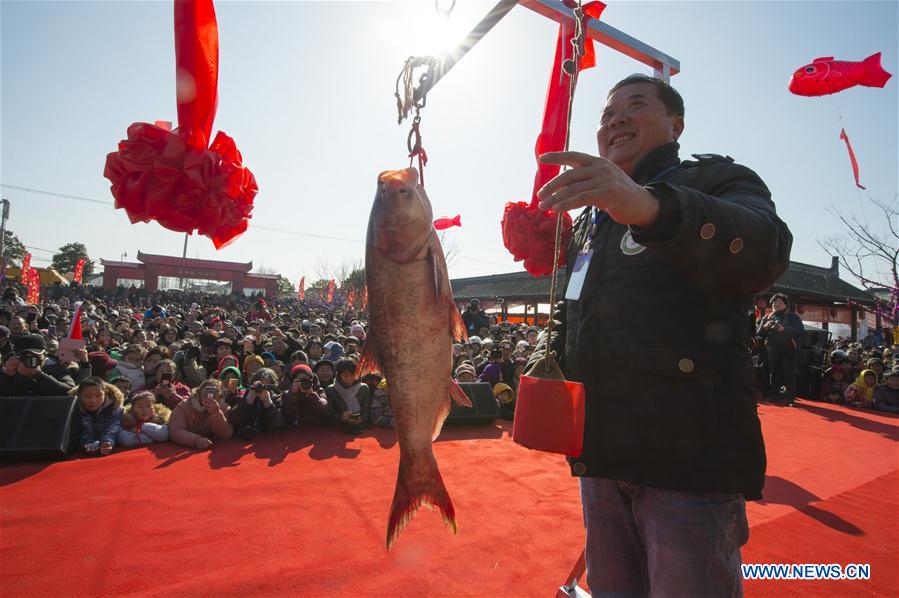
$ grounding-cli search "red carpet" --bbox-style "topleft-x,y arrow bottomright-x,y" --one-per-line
1,400 -> 896,597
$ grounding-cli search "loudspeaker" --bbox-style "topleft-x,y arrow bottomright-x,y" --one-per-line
0,396 -> 77,460
447,382 -> 498,424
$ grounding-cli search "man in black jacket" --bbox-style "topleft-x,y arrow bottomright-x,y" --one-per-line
756,292 -> 804,405
0,334 -> 75,397
533,75 -> 791,596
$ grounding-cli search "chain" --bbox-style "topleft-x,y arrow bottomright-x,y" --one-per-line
544,1 -> 586,372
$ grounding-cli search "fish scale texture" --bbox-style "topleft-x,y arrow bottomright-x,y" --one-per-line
1,403 -> 897,597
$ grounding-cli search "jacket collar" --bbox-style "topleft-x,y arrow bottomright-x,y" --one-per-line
630,142 -> 681,186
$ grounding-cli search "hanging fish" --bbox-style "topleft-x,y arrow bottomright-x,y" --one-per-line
433,214 -> 462,230
788,52 -> 892,96
839,128 -> 866,190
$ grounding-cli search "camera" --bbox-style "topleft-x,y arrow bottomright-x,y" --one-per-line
298,379 -> 314,390
252,382 -> 277,393
161,372 -> 172,385
184,343 -> 201,361
20,354 -> 41,369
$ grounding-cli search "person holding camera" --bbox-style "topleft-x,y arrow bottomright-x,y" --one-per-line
0,334 -> 76,396
756,292 -> 804,405
281,364 -> 331,429
142,359 -> 190,410
168,378 -> 233,450
325,358 -> 371,434
228,368 -> 285,440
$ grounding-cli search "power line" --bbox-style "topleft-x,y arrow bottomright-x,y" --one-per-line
1,183 -> 515,268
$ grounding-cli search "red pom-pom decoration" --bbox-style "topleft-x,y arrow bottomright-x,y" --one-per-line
105,124 -> 257,249
501,202 -> 572,278
103,0 -> 256,249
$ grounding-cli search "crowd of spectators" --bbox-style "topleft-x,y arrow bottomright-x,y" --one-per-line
0,284 -> 535,457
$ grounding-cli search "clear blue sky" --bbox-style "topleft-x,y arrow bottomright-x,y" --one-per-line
1,0 -> 896,287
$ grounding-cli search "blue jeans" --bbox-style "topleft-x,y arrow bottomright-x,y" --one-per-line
580,477 -> 749,598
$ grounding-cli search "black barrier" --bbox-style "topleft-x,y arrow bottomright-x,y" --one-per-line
0,396 -> 77,461
447,382 -> 498,425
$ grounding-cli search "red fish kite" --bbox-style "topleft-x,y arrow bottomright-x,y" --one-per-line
433,215 -> 462,230
839,128 -> 866,190
788,52 -> 892,96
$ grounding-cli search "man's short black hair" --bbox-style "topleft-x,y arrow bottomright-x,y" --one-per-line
609,74 -> 684,118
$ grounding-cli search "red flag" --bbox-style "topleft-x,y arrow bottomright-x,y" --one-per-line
68,305 -> 84,340
73,258 -> 86,283
347,290 -> 356,309
298,276 -> 305,301
27,269 -> 40,304
20,253 -> 31,282
327,279 -> 335,303
839,128 -> 866,190
361,286 -> 369,311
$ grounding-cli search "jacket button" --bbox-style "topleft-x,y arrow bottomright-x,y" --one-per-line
729,237 -> 744,253
678,358 -> 695,373
572,462 -> 587,475
699,223 -> 716,240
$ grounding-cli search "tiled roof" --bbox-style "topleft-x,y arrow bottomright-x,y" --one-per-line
451,260 -> 876,305
136,251 -> 252,273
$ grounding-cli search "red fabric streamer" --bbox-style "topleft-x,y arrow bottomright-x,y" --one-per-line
20,253 -> 31,283
361,286 -> 368,311
839,128 -> 866,190
347,290 -> 356,309
104,0 -> 256,249
73,259 -> 86,284
298,277 -> 305,301
326,280 -> 335,304
501,2 -> 605,277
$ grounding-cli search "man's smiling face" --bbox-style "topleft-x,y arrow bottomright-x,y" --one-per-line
597,82 -> 684,176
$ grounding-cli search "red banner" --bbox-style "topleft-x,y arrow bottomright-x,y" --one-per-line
326,280 -> 335,303
73,258 -> 86,283
27,269 -> 40,304
347,290 -> 356,309
20,253 -> 31,282
298,276 -> 305,301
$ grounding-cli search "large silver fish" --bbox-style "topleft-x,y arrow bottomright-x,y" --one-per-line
358,167 -> 471,550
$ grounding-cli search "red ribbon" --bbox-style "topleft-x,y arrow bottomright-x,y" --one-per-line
501,2 -> 605,277
104,0 -> 256,249
839,128 -> 866,190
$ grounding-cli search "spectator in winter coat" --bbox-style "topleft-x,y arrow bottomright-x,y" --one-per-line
117,391 -> 170,447
142,359 -> 190,410
455,363 -> 476,383
326,358 -> 371,433
281,364 -> 332,428
872,370 -> 899,414
756,293 -> 804,405
114,345 -> 147,390
493,383 -> 516,420
0,334 -> 74,396
168,379 -> 233,450
69,376 -> 124,456
229,368 -> 285,440
477,349 -> 504,385
844,369 -> 878,408
818,365 -> 849,404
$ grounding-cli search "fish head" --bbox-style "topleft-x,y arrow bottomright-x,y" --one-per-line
369,167 -> 435,262
788,60 -> 832,95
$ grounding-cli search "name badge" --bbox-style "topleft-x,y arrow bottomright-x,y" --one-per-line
564,248 -> 593,301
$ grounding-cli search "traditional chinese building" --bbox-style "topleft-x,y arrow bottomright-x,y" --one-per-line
451,257 -> 884,339
100,251 -> 280,296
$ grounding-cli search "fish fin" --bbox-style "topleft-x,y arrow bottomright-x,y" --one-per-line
449,378 -> 472,408
432,393 -> 452,441
357,329 -> 382,379
862,52 -> 892,88
387,452 -> 457,550
428,234 -> 453,304
452,215 -> 461,227
450,302 -> 468,343
813,56 -> 834,62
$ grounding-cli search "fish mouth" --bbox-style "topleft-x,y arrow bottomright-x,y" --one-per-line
378,167 -> 418,185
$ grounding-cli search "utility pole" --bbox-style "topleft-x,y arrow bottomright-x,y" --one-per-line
0,199 -> 9,263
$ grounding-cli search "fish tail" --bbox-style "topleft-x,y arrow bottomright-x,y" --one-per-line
386,451 -> 457,550
862,52 -> 892,88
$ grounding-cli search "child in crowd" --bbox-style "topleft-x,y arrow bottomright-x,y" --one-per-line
168,379 -> 233,450
478,349 -> 504,385
818,364 -> 849,403
118,391 -> 171,447
493,383 -> 516,420
70,376 -> 124,456
844,369 -> 878,408
455,363 -> 476,383
115,344 -> 147,389
370,379 -> 394,428
872,369 -> 899,413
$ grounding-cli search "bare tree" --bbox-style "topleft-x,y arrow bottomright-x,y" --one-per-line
819,193 -> 898,320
